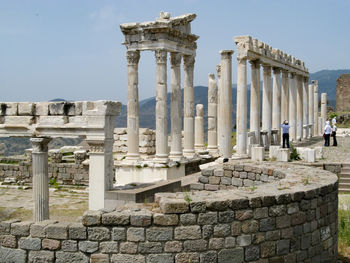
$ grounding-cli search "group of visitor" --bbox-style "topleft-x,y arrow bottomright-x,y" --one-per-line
279,116 -> 337,148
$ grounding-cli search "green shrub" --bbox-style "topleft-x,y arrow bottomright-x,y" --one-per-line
289,143 -> 300,161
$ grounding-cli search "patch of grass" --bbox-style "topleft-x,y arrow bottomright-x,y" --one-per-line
183,191 -> 192,203
289,143 -> 301,161
232,131 -> 236,147
0,159 -> 19,165
338,209 -> 350,259
302,175 -> 310,185
49,177 -> 61,189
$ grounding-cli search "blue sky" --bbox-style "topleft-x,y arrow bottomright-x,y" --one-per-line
0,0 -> 349,103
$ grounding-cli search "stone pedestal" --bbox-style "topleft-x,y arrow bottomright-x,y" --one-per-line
183,55 -> 195,158
219,50 -> 234,158
87,139 -> 114,210
262,65 -> 272,148
277,148 -> 290,162
313,82 -> 319,135
251,146 -> 265,162
289,74 -> 297,141
154,50 -> 169,162
250,61 -> 261,146
296,75 -> 303,141
207,74 -> 218,153
272,68 -> 281,136
31,137 -> 51,222
303,77 -> 309,139
321,93 -> 327,125
308,84 -> 314,137
269,145 -> 281,160
195,104 -> 205,151
169,52 -> 183,160
126,50 -> 141,161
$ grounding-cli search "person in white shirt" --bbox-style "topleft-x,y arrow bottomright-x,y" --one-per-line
331,123 -> 337,146
323,121 -> 332,147
332,116 -> 337,125
280,120 -> 290,148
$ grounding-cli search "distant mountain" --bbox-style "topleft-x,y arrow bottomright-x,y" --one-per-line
116,69 -> 350,131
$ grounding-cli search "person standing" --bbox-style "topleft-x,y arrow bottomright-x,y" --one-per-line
281,120 -> 290,148
332,116 -> 337,125
331,123 -> 337,146
324,121 -> 331,147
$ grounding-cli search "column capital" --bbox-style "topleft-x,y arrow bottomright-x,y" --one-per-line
155,49 -> 167,64
170,52 -> 182,67
303,76 -> 309,83
281,69 -> 289,76
262,64 -> 272,75
237,57 -> 247,64
86,140 -> 105,153
183,55 -> 195,69
290,72 -> 296,78
220,50 -> 234,60
216,64 -> 221,78
272,67 -> 281,74
249,59 -> 261,68
30,137 -> 51,153
126,50 -> 140,65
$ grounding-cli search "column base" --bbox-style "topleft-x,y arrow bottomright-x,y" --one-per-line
169,152 -> 184,161
183,150 -> 196,158
125,154 -> 141,163
154,154 -> 169,163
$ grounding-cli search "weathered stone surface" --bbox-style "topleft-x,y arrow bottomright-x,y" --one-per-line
276,239 -> 290,255
28,250 -> 54,263
11,221 -> 32,237
153,213 -> 179,226
146,253 -> 173,263
209,238 -> 224,250
88,227 -> 110,241
180,213 -> 197,225
245,245 -> 260,261
146,227 -> 173,241
111,254 -> 145,263
61,240 -> 78,252
119,241 -> 138,254
175,226 -> 201,240
160,199 -> 189,214
164,240 -> 182,252
90,253 -> 109,263
242,220 -> 259,234
0,234 -> 17,248
18,237 -> 41,250
56,251 -> 89,263
336,74 -> 350,111
100,241 -> 119,253
213,224 -> 231,237
69,223 -> 87,240
236,235 -> 251,246
260,217 -> 276,231
127,227 -> 145,242
130,211 -> 152,226
183,239 -> 207,252
219,211 -> 235,223
198,212 -> 218,225
42,238 -> 60,250
175,252 -> 199,263
45,222 -> 69,239
112,227 -> 126,241
78,240 -> 99,253
138,242 -> 162,253
261,241 -> 276,257
101,211 -> 130,226
218,247 -> 244,263
0,247 -> 26,263
200,250 -> 217,263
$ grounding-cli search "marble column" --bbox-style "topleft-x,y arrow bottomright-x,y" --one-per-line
195,104 -> 205,151
302,77 -> 309,139
183,55 -> 195,158
169,52 -> 183,160
296,75 -> 303,141
236,56 -> 248,156
87,138 -> 114,210
321,93 -> 327,125
262,65 -> 272,148
207,73 -> 218,152
249,60 -> 261,146
308,83 -> 314,137
219,50 -> 233,158
216,65 -> 222,150
313,82 -> 319,135
155,50 -> 168,162
288,73 -> 297,141
281,70 -> 289,125
126,50 -> 140,161
272,68 -> 281,135
31,137 -> 51,222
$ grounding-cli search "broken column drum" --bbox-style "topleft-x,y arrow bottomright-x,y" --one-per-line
207,73 -> 218,152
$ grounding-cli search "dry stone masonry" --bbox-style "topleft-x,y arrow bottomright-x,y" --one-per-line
0,161 -> 338,262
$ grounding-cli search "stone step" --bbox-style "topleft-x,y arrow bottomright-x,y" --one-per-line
339,178 -> 350,184
341,168 -> 350,173
342,163 -> 350,168
339,173 -> 350,179
338,183 -> 350,190
339,188 -> 350,193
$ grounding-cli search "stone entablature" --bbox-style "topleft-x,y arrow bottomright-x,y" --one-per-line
0,162 -> 338,262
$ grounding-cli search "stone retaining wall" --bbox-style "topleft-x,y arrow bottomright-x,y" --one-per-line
0,162 -> 338,262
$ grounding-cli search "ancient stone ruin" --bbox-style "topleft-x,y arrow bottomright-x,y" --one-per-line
336,74 -> 350,111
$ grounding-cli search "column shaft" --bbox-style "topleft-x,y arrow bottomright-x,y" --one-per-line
272,68 -> 281,131
31,137 -> 51,222
288,74 -> 297,141
216,65 -> 221,150
219,50 -> 234,158
169,53 -> 183,160
183,55 -> 195,157
236,56 -> 247,156
126,50 -> 140,160
281,70 -> 289,125
313,83 -> 319,135
207,73 -> 218,152
308,84 -> 314,137
195,104 -> 205,150
262,65 -> 272,147
303,77 -> 309,139
249,60 -> 260,145
296,75 -> 303,141
321,93 -> 327,125
154,50 -> 168,161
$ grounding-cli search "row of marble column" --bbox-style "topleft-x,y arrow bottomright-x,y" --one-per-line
125,50 -> 195,162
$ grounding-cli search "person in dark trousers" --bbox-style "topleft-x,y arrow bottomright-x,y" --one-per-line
324,121 -> 331,147
331,123 -> 337,146
281,120 -> 290,148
